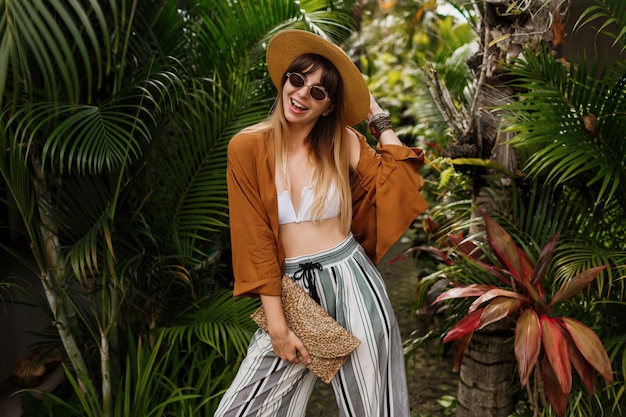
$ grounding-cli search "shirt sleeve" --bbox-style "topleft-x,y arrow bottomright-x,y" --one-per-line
226,133 -> 283,297
351,130 -> 429,264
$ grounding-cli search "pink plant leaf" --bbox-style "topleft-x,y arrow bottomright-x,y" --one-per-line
432,284 -> 494,305
469,288 -> 527,313
482,211 -> 524,279
517,246 -> 535,281
448,234 -> 484,260
453,332 -> 473,372
541,316 -> 572,394
542,355 -> 569,417
520,279 -> 547,309
561,317 -> 614,384
481,263 -> 513,286
448,236 -> 512,286
387,245 -> 452,266
514,309 -> 541,387
562,329 -> 595,394
531,233 -> 559,286
550,265 -> 607,306
477,297 -> 523,330
447,232 -> 512,286
443,308 -> 484,343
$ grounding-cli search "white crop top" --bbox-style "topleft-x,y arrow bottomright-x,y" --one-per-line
277,183 -> 341,225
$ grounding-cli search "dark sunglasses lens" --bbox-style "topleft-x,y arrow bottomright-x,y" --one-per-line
289,73 -> 305,87
310,87 -> 327,101
287,73 -> 327,101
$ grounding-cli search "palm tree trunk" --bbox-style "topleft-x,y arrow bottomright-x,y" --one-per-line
101,277 -> 120,417
101,328 -> 112,417
31,162 -> 90,382
456,321 -> 516,417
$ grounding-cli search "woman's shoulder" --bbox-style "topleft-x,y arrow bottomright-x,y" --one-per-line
228,128 -> 272,156
230,128 -> 269,146
345,126 -> 365,141
344,126 -> 371,169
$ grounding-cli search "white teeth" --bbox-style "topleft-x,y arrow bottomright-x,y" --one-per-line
291,99 -> 307,110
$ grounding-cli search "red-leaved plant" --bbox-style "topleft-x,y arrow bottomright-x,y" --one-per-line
432,210 -> 613,417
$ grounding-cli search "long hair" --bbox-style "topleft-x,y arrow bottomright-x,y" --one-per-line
242,53 -> 352,233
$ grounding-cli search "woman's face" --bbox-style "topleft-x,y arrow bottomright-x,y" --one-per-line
282,67 -> 335,128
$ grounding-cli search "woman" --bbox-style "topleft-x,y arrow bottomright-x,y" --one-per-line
215,29 -> 428,417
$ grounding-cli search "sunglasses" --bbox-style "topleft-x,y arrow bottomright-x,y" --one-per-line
285,72 -> 331,102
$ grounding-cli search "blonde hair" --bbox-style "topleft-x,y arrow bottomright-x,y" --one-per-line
242,54 -> 352,233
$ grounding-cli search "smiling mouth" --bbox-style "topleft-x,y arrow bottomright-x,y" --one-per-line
291,98 -> 308,111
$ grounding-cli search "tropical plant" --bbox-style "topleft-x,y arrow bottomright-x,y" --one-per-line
404,0 -> 626,415
499,5 -> 626,412
432,210 -> 613,417
412,164 -> 626,416
21,290 -> 259,416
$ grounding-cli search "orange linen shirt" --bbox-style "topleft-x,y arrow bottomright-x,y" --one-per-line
226,127 -> 429,298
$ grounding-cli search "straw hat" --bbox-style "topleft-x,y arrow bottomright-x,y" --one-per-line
266,29 -> 370,126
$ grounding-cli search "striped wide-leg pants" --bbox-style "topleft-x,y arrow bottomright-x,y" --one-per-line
214,234 -> 410,417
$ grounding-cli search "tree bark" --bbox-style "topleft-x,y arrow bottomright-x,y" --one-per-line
456,321 -> 517,417
31,162 -> 90,384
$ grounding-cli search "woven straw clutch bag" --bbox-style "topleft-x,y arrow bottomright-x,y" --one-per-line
251,276 -> 361,384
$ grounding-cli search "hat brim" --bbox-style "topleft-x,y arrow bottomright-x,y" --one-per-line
266,30 -> 369,126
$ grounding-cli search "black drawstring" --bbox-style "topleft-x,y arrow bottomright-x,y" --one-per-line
293,262 -> 323,304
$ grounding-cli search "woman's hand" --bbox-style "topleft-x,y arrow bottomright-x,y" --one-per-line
367,92 -> 386,120
260,294 -> 311,364
268,325 -> 311,364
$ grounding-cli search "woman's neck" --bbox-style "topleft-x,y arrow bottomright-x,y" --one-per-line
286,122 -> 313,146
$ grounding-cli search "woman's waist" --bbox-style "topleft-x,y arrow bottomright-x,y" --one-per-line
279,217 -> 347,258
282,233 -> 359,275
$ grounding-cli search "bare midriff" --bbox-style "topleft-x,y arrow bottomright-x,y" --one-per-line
279,216 -> 347,258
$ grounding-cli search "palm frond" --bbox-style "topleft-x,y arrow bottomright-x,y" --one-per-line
575,0 -> 626,53
0,108 -> 35,225
551,238 -> 625,298
136,72 -> 250,261
500,180 -> 592,245
439,42 -> 477,97
0,0 -> 111,106
190,0 -> 298,76
504,48 -> 626,207
161,290 -> 259,361
4,98 -> 155,176
0,105 -> 48,268
294,0 -> 356,40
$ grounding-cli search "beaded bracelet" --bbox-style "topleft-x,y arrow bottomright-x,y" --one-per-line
368,112 -> 393,139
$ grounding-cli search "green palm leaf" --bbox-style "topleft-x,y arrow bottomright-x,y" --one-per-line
161,290 -> 259,360
4,95 -> 157,175
505,48 -> 626,206
48,175 -> 114,281
575,0 -> 626,53
0,105 -> 46,268
0,0 -> 110,106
